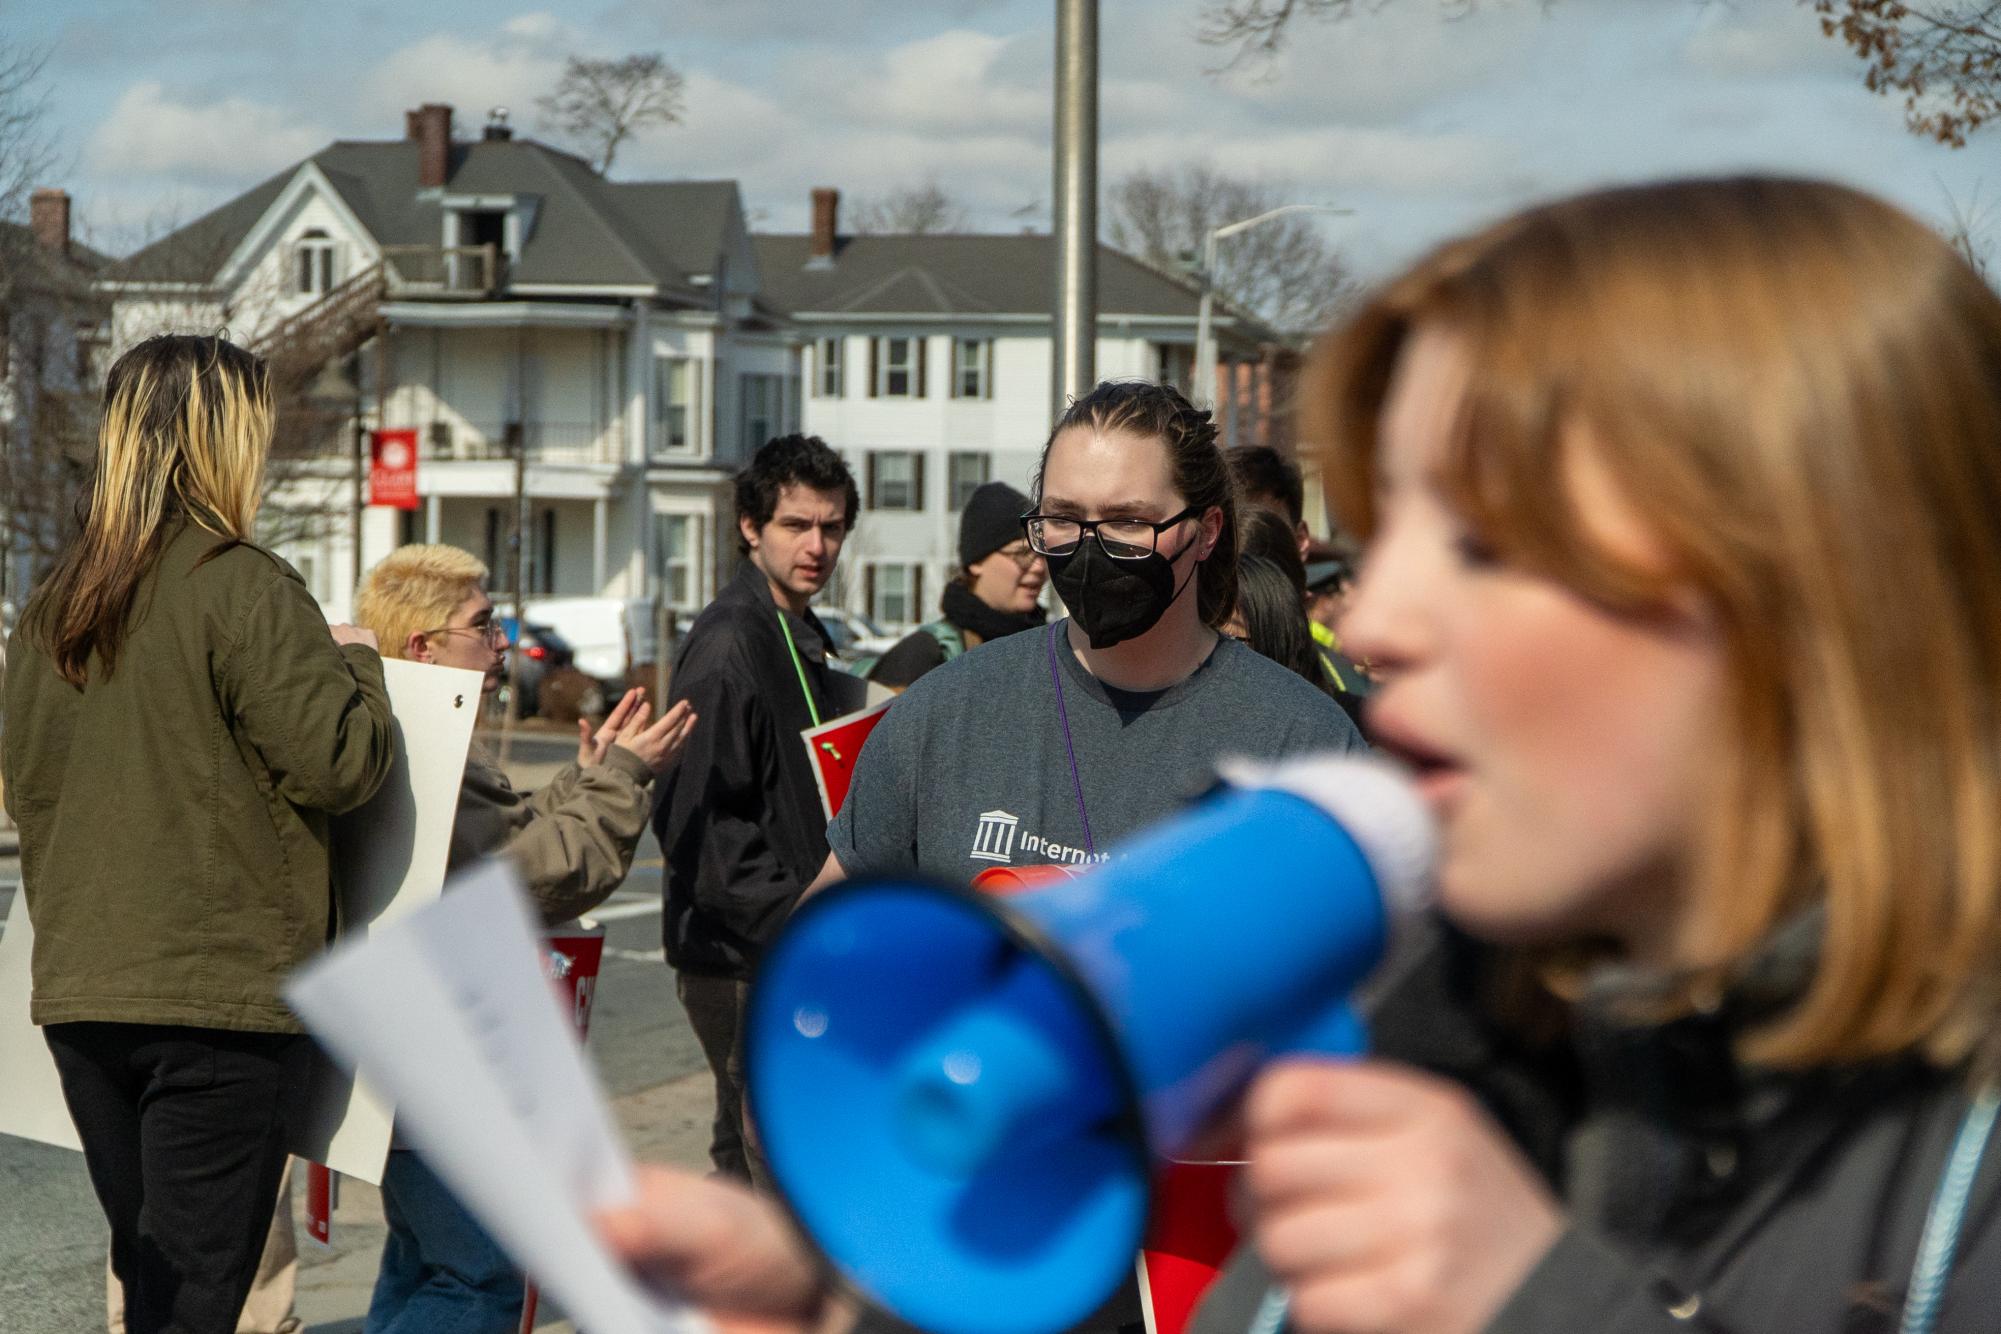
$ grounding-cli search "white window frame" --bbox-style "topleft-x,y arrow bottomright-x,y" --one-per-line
296,229 -> 336,296
867,562 -> 925,628
872,335 -> 925,398
952,337 -> 991,399
653,511 -> 704,611
652,354 -> 699,458
815,336 -> 844,398
947,451 -> 991,510
869,450 -> 924,512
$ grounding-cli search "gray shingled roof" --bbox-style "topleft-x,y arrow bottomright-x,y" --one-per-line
106,136 -> 737,301
750,233 -> 1270,336
0,220 -> 111,300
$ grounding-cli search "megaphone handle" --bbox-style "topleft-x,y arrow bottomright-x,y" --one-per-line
1279,999 -> 1369,1061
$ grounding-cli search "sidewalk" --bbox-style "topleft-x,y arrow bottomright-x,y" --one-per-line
295,1071 -> 718,1332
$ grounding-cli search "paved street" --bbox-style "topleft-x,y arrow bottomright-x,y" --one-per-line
0,734 -> 719,1332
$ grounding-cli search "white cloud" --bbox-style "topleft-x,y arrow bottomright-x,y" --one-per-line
1209,0 -> 1548,124
86,81 -> 330,183
623,70 -> 794,176
1683,0 -> 1855,78
356,16 -> 586,130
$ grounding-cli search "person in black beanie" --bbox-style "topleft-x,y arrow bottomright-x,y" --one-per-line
867,480 -> 1048,690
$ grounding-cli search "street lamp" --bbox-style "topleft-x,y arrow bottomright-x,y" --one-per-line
1192,203 -> 1353,409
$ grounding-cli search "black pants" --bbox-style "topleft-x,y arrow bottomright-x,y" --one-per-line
675,971 -> 771,1189
45,1022 -> 307,1334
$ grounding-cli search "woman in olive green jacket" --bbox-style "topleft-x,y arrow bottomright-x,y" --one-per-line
1,334 -> 394,1334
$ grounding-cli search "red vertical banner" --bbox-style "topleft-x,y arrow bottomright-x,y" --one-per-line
370,428 -> 420,510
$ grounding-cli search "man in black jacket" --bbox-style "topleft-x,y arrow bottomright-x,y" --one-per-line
652,434 -> 858,1185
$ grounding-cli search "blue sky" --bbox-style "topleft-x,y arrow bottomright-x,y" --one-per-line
7,0 -> 1998,278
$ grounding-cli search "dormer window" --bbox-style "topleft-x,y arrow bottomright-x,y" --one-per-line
296,229 -> 336,296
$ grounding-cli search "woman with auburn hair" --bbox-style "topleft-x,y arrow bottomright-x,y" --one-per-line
2,334 -> 394,1334
576,176 -> 2001,1334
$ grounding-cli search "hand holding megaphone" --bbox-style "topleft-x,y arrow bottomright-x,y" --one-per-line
1240,1061 -> 1562,1334
745,755 -> 1440,1334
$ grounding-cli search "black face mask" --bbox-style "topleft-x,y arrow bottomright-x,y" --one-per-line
1046,538 -> 1200,649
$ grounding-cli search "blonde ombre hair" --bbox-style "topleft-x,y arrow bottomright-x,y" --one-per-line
1306,177 -> 2001,1069
30,334 -> 272,685
354,544 -> 489,662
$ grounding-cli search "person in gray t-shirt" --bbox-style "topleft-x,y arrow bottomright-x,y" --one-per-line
812,378 -> 1366,895
829,621 -> 1361,883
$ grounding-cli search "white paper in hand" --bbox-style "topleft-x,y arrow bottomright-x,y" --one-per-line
285,860 -> 704,1334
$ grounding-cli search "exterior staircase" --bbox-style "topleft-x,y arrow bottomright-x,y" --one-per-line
254,262 -> 387,396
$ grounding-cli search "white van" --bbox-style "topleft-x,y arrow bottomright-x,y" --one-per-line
520,596 -> 661,689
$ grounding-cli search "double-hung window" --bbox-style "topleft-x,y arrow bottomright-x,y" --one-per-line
951,338 -> 991,399
868,451 -> 925,511
947,452 -> 991,510
815,337 -> 844,397
296,230 -> 336,296
866,563 -> 925,627
653,355 -> 698,457
654,513 -> 702,610
870,336 -> 926,398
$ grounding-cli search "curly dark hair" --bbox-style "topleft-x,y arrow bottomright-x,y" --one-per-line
1035,379 -> 1239,628
734,434 -> 859,553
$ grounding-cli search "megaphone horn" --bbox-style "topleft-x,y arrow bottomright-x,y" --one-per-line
746,755 -> 1434,1334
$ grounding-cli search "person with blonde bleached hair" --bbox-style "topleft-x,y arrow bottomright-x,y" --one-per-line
3,333 -> 394,1334
352,542 -> 694,1334
578,177 -> 2001,1334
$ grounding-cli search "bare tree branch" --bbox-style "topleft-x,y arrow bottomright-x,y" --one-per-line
849,182 -> 971,235
1938,178 -> 1997,282
535,52 -> 686,174
1814,2 -> 2001,145
1200,0 -> 2001,145
1198,0 -> 1480,69
1106,163 -> 1355,335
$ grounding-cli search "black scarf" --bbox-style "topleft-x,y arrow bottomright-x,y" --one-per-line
941,578 -> 1045,644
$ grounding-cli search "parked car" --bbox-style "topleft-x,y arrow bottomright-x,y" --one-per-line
814,606 -> 900,666
520,597 -> 661,693
497,618 -> 575,717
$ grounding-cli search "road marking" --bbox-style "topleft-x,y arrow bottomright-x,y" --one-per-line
606,946 -> 665,964
632,858 -> 663,870
590,900 -> 662,923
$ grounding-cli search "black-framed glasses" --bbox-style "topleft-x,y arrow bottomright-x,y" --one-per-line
1022,505 -> 1199,560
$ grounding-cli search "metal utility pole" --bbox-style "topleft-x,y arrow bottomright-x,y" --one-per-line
1051,0 -> 1098,418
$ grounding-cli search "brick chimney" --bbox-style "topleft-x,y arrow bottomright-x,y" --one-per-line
30,188 -> 70,257
810,187 -> 840,263
409,103 -> 453,189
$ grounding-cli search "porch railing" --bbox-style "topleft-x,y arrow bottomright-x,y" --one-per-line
381,244 -> 505,297
419,420 -> 624,466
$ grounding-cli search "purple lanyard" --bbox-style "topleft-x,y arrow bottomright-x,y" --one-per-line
1045,622 -> 1097,857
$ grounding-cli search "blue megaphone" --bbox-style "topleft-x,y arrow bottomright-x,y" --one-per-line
745,756 -> 1433,1334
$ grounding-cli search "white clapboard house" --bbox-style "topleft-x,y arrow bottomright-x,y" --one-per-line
95,104 -> 1281,640
755,187 -> 1276,631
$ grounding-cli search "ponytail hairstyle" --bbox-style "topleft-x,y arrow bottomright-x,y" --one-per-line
30,334 -> 272,685
1035,379 -> 1239,627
